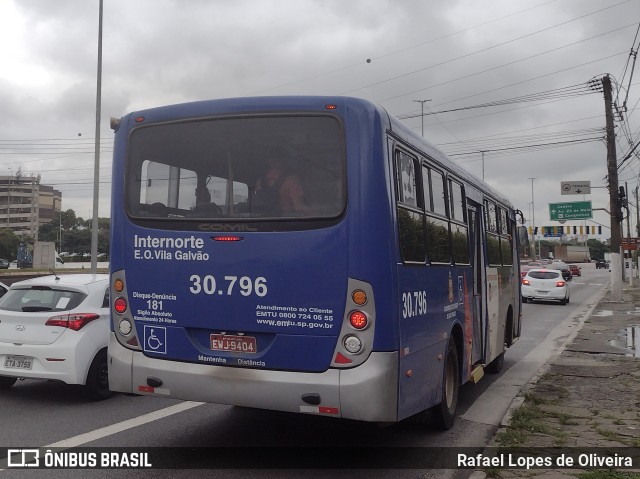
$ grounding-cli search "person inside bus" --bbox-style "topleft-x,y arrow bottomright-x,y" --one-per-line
253,154 -> 311,216
189,176 -> 222,216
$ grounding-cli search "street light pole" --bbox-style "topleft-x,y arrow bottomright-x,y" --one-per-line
90,0 -> 103,275
412,99 -> 431,137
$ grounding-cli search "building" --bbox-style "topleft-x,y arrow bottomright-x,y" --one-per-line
0,173 -> 62,239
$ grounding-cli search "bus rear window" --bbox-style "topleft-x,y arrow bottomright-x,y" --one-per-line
126,115 -> 345,223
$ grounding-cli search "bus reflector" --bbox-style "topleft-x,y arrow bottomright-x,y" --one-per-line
135,116 -> 145,122
349,311 -> 367,329
114,279 -> 124,293
334,352 -> 352,364
114,298 -> 127,314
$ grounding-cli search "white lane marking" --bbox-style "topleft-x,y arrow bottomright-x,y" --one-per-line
47,401 -> 205,448
1,401 -> 205,472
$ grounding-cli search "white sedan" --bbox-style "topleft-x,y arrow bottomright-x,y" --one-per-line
521,268 -> 570,305
0,274 -> 111,399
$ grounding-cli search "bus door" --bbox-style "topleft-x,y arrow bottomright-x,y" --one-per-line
467,202 -> 485,366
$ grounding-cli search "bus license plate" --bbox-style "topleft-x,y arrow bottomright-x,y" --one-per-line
210,334 -> 256,353
4,355 -> 33,370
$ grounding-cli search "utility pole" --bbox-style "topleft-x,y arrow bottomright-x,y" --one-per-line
603,74 -> 622,300
529,177 -> 537,259
636,186 -> 639,237
626,181 -> 632,285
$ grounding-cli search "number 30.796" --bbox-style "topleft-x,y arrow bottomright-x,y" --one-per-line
189,275 -> 268,297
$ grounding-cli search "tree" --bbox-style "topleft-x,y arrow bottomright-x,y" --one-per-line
0,228 -> 19,260
35,208 -> 111,257
587,238 -> 610,260
60,209 -> 78,230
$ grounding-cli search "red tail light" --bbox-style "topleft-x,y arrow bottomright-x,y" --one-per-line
349,311 -> 368,330
522,279 -> 530,285
114,297 -> 127,314
556,281 -> 566,287
46,313 -> 100,331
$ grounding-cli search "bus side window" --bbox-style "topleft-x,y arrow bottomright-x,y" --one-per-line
424,167 -> 451,264
396,150 -> 425,263
485,200 -> 501,265
396,151 -> 419,208
499,207 -> 513,265
449,180 -> 469,264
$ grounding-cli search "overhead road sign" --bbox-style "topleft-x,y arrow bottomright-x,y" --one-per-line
549,201 -> 592,221
561,181 -> 591,195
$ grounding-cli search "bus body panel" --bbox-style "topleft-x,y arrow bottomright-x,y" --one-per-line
109,334 -> 399,422
120,228 -> 349,372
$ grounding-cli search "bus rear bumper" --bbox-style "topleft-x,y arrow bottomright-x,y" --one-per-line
108,333 -> 398,422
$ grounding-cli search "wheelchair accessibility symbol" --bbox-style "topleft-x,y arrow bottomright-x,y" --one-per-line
144,325 -> 167,354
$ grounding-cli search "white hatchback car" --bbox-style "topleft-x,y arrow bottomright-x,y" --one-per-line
0,274 -> 111,399
521,268 -> 570,305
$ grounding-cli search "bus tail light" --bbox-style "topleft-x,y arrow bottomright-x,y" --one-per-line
114,298 -> 128,314
331,279 -> 376,368
343,335 -> 362,353
351,290 -> 367,306
349,311 -> 368,330
112,271 -> 142,351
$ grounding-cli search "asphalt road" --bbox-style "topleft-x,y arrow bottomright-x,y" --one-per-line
0,264 -> 611,479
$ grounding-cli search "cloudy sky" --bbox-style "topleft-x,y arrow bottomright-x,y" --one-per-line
0,0 -> 638,241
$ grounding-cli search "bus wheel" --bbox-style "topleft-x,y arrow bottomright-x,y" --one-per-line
432,338 -> 459,430
486,352 -> 504,374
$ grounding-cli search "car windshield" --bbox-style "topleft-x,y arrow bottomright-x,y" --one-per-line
0,287 -> 87,312
528,271 -> 560,280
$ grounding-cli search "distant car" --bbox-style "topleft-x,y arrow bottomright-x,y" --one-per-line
522,268 -> 570,305
567,264 -> 581,277
549,261 -> 572,281
0,259 -> 9,269
0,274 -> 111,399
596,259 -> 609,269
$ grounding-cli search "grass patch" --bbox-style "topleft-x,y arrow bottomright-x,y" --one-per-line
595,427 -> 629,445
523,392 -> 548,406
496,428 -> 528,446
510,404 -> 550,434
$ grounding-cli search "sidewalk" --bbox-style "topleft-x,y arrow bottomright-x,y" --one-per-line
476,280 -> 640,479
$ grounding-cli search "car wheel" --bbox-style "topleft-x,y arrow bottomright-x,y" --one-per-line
84,349 -> 112,400
0,376 -> 17,389
431,337 -> 459,430
522,297 -> 528,303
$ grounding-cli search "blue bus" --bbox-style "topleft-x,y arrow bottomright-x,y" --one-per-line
108,96 -> 523,429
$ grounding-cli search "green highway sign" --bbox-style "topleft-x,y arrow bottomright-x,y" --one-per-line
549,201 -> 592,220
